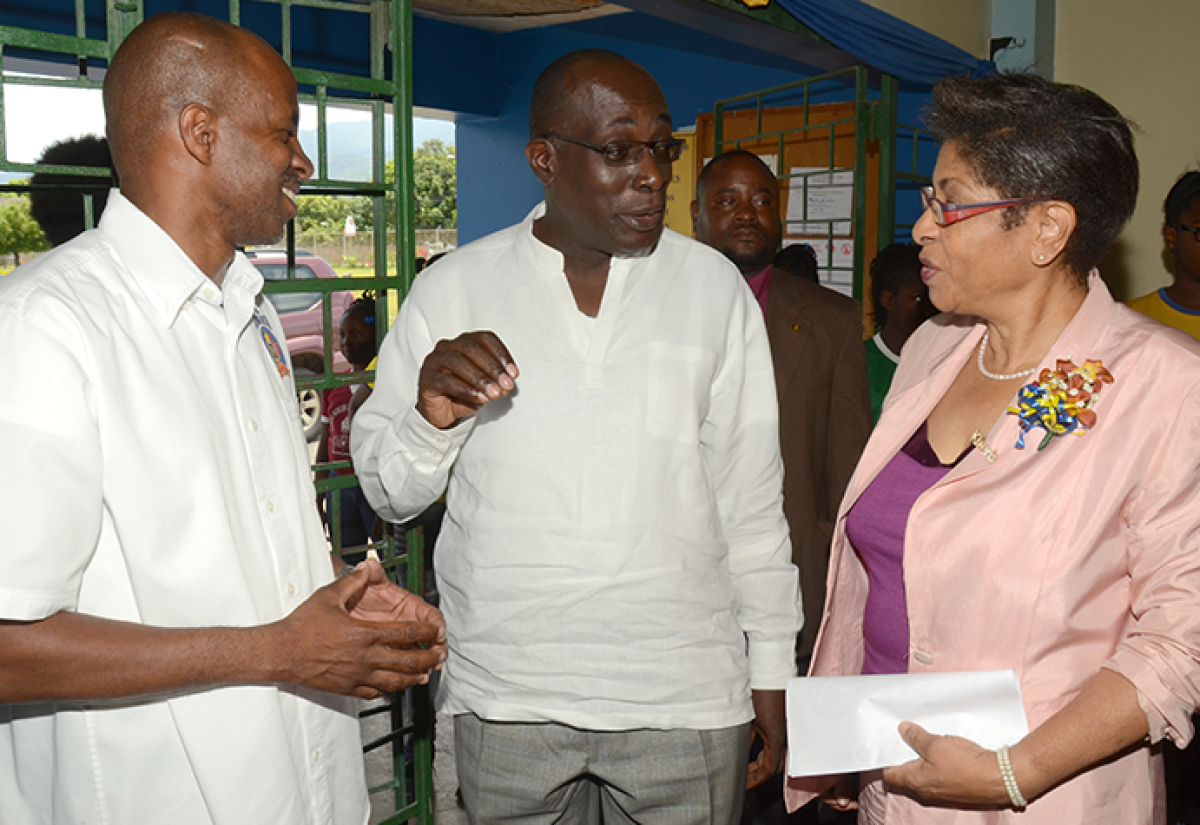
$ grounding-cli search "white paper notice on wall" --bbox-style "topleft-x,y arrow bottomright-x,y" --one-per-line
786,167 -> 853,235
783,237 -> 854,298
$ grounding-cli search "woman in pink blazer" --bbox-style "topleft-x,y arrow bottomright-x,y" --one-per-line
788,73 -> 1200,823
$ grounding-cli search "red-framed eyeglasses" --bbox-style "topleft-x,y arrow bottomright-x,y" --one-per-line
920,186 -> 1048,227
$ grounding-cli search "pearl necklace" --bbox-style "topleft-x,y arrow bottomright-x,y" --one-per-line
976,328 -> 1039,382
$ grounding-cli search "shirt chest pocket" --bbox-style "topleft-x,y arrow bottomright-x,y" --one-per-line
645,341 -> 717,446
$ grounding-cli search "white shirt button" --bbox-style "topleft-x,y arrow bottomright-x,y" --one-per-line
266,500 -> 275,514
250,419 -> 259,432
311,749 -> 321,764
287,583 -> 296,597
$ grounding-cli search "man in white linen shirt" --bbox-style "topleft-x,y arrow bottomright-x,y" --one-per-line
0,13 -> 445,825
351,49 -> 802,823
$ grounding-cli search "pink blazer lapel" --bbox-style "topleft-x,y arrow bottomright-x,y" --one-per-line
837,273 -> 1120,519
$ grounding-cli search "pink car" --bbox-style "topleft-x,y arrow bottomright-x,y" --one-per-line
248,250 -> 353,440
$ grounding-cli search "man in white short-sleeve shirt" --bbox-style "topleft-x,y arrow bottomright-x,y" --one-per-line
352,49 -> 802,823
0,13 -> 445,825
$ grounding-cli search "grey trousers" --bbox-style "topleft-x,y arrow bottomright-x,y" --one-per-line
454,713 -> 754,825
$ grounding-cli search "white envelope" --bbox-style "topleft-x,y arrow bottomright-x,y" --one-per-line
786,670 -> 1029,777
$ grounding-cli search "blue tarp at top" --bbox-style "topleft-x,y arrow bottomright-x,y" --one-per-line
775,0 -> 994,88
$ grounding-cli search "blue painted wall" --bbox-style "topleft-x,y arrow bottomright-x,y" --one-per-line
413,17 -> 500,117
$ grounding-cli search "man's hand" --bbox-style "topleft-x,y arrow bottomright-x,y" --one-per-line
345,557 -> 446,650
747,688 -> 787,790
881,722 -> 1008,806
417,331 -> 518,429
271,564 -> 446,700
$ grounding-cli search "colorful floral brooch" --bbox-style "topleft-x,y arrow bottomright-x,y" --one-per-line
1007,359 -> 1114,450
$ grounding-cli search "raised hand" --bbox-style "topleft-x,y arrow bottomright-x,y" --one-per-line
417,331 -> 518,428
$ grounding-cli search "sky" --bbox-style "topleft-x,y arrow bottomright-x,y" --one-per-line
1,81 -> 454,176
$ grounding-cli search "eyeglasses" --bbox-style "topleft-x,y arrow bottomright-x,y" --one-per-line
1174,224 -> 1200,243
920,186 -> 1047,227
542,132 -> 684,167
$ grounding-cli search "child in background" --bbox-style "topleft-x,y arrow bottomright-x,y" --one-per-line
316,293 -> 379,553
347,355 -> 375,422
864,242 -> 937,422
1127,170 -> 1200,339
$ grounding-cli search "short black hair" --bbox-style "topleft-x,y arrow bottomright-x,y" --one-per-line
345,292 -> 377,327
696,150 -> 776,201
772,243 -> 818,283
869,242 -> 922,330
29,136 -> 115,247
926,72 -> 1138,281
1164,171 -> 1200,227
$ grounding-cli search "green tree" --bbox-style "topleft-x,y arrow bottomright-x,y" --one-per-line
348,194 -> 376,234
295,194 -> 354,234
0,192 -> 48,267
412,138 -> 456,229
380,139 -> 457,231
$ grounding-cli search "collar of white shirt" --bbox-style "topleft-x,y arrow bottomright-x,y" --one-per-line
99,191 -> 264,329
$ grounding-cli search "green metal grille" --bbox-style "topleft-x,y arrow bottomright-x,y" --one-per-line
0,1 -> 432,821
892,115 -> 937,242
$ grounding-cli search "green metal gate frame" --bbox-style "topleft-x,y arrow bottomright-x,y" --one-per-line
0,2 -> 433,822
712,65 -> 933,304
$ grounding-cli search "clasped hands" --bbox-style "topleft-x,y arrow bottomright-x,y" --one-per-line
276,558 -> 447,700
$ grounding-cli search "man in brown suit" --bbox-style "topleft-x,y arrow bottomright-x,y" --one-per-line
693,151 -> 871,671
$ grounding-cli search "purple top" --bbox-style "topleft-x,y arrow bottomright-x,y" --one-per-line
845,423 -> 964,674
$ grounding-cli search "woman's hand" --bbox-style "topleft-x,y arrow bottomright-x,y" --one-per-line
881,722 -> 1009,807
819,774 -> 860,812
881,670 -> 1151,810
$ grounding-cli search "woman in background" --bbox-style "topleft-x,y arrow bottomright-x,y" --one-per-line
864,242 -> 937,422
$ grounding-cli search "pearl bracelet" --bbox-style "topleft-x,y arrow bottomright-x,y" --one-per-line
996,745 -> 1028,809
